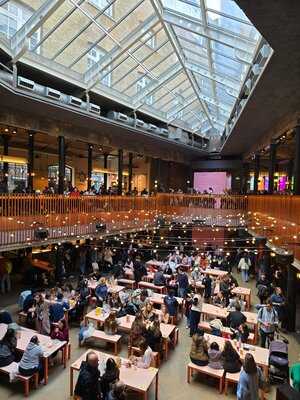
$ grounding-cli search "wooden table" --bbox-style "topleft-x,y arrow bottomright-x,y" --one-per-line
201,268 -> 228,278
149,293 -> 184,319
70,349 -> 159,400
203,333 -> 269,377
142,272 -> 172,283
117,316 -> 176,360
84,309 -> 110,328
231,287 -> 251,310
201,304 -> 258,343
87,280 -> 125,295
138,281 -> 166,294
89,329 -> 122,355
0,324 -> 67,385
146,260 -> 165,270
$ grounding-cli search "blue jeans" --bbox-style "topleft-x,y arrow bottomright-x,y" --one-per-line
178,287 -> 186,298
241,269 -> 249,282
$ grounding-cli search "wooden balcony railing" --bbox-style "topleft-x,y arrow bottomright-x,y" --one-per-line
1,193 -> 299,257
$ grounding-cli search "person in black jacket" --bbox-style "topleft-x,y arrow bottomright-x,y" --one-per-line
153,268 -> 166,286
221,341 -> 241,373
0,328 -> 17,367
101,358 -> 120,400
133,257 -> 147,283
227,304 -> 246,330
74,351 -> 101,400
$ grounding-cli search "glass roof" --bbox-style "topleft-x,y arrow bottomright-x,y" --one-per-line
0,0 -> 262,136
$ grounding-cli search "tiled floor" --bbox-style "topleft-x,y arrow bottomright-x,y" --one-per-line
0,272 -> 299,400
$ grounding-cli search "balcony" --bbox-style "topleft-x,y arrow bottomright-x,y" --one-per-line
0,193 -> 298,259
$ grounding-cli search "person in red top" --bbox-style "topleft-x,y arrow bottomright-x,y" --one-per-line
50,319 -> 69,342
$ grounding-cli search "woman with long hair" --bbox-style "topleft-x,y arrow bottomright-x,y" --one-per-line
221,341 -> 242,373
237,353 -> 264,400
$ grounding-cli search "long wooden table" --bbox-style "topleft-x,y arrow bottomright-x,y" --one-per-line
87,280 -> 125,295
203,333 -> 269,377
200,268 -> 228,278
201,303 -> 258,342
84,309 -> 110,328
117,315 -> 176,360
0,324 -> 67,385
231,286 -> 251,310
70,349 -> 159,400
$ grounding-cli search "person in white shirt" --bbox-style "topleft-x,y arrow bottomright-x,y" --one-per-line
238,254 -> 251,282
132,339 -> 153,369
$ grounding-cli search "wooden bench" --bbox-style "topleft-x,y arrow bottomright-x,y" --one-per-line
88,330 -> 122,355
198,321 -> 255,344
128,346 -> 160,368
224,371 -> 240,395
0,362 -> 38,397
187,362 -> 224,393
138,281 -> 166,294
117,278 -> 136,289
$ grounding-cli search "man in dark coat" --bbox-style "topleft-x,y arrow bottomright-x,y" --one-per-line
74,351 -> 101,400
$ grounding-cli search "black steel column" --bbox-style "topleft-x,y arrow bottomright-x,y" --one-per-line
253,154 -> 260,194
293,126 -> 300,194
2,135 -> 9,192
117,149 -> 123,195
27,131 -> 34,193
58,136 -> 65,195
268,141 -> 277,194
103,153 -> 108,191
128,152 -> 133,193
87,144 -> 93,190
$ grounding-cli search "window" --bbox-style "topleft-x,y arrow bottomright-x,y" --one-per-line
173,97 -> 184,119
136,76 -> 153,106
0,162 -> 27,192
48,165 -> 73,185
89,0 -> 113,17
87,47 -> 112,87
0,1 -> 40,52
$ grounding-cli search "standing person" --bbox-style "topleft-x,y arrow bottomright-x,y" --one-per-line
0,254 -> 12,294
177,268 -> 189,298
18,336 -> 44,383
237,353 -> 264,400
189,289 -> 203,337
257,300 -> 278,348
164,289 -> 179,320
227,304 -> 247,330
238,253 -> 251,283
74,351 -> 101,400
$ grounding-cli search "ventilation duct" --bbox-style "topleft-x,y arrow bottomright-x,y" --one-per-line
17,76 -> 35,91
46,87 -> 61,100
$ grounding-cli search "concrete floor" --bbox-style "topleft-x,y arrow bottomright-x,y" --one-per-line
0,274 -> 299,400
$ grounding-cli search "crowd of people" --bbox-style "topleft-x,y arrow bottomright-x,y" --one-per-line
0,236 -> 299,399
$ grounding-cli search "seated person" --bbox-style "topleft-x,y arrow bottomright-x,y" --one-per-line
95,277 -> 108,305
18,335 -> 44,382
108,381 -> 127,400
164,289 -> 178,318
227,273 -> 238,289
107,292 -> 121,311
131,338 -> 153,369
189,328 -> 209,366
146,319 -> 162,353
226,304 -> 246,330
141,303 -> 155,322
130,312 -> 146,347
234,322 -> 250,343
0,328 -> 17,367
104,311 -> 118,335
227,295 -> 246,312
221,341 -> 241,373
191,267 -> 202,282
50,319 -> 69,342
159,304 -> 170,324
208,342 -> 223,369
209,318 -> 223,336
153,268 -> 166,286
101,358 -> 120,400
213,292 -> 227,308
49,292 -> 69,322
0,310 -> 12,324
